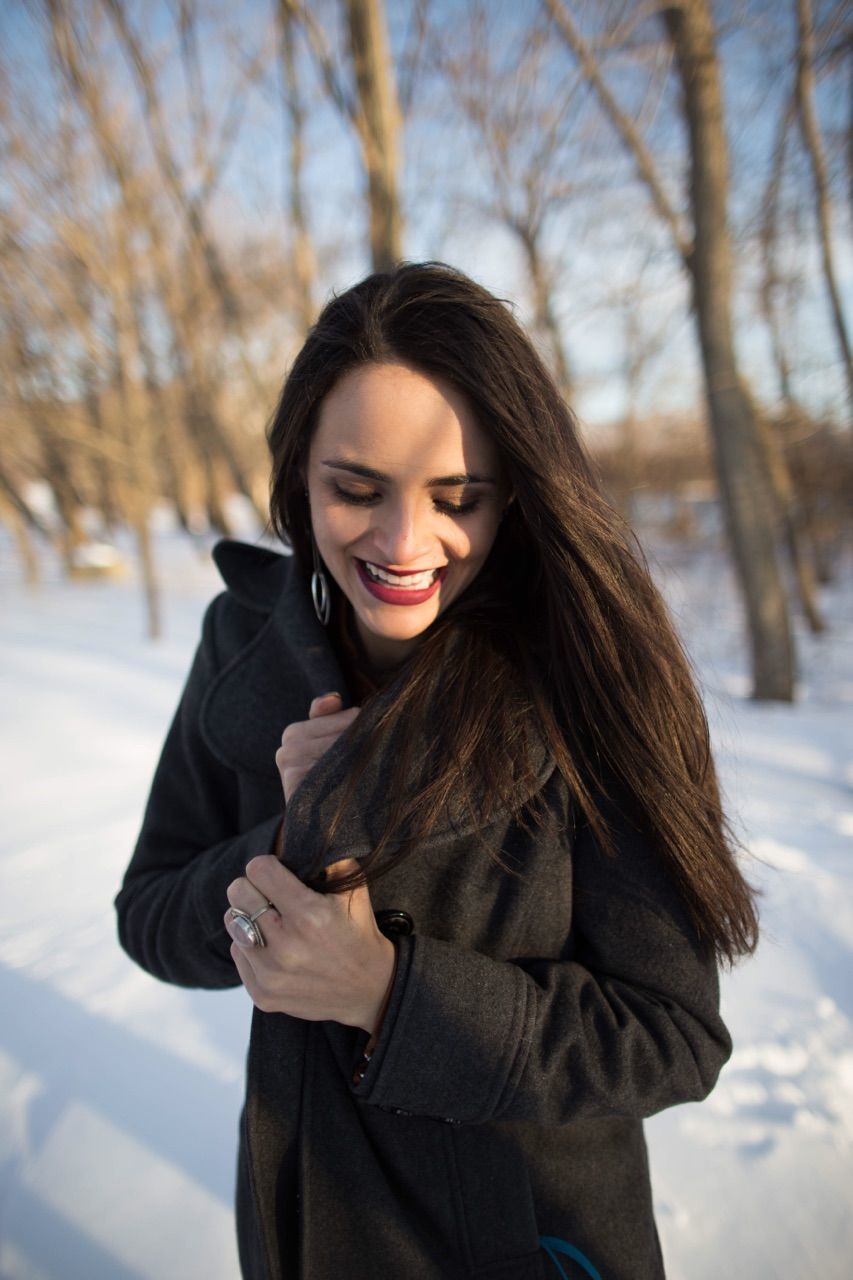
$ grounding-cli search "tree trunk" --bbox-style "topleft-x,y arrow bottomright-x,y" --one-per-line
133,508 -> 160,640
760,92 -> 798,408
38,425 -> 87,572
0,491 -> 41,586
344,0 -> 403,271
519,227 -> 574,400
0,464 -> 53,541
664,0 -> 795,700
755,414 -> 825,632
795,0 -> 853,420
279,2 -> 318,334
614,304 -> 646,528
848,39 -> 853,223
109,215 -> 162,640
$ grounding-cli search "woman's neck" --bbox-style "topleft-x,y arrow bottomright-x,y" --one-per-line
354,618 -> 417,673
331,602 -> 407,700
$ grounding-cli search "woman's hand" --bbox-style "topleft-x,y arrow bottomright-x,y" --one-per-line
276,692 -> 361,805
224,855 -> 396,1034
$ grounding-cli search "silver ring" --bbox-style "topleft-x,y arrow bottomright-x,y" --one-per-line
229,901 -> 274,948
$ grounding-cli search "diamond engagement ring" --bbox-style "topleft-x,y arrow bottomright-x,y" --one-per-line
228,901 -> 275,948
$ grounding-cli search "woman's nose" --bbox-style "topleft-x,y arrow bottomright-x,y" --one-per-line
373,499 -> 432,565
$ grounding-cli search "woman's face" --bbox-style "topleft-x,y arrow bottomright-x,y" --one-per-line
305,361 -> 512,670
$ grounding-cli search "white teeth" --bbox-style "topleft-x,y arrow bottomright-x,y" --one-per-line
363,561 -> 439,588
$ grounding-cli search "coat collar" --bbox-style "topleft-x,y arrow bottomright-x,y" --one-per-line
201,539 -> 556,876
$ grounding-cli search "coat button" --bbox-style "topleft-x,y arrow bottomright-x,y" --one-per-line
374,909 -> 414,938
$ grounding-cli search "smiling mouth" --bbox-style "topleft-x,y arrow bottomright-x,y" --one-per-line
357,559 -> 445,588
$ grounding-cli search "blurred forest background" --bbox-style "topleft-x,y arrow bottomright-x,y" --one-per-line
0,0 -> 850,700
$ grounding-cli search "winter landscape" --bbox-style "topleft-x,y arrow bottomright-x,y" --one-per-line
1,516 -> 851,1279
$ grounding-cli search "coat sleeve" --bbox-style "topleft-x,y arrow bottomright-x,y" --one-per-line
114,593 -> 284,989
350,798 -> 733,1125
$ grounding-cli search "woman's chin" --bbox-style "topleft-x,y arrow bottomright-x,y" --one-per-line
347,599 -> 442,662
358,608 -> 437,644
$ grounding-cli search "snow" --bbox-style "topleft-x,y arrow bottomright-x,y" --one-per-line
1,525 -> 851,1279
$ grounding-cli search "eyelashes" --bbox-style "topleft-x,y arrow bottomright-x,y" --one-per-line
330,483 -> 481,516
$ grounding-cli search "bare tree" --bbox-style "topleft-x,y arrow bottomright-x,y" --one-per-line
281,0 -> 403,270
795,0 -> 853,418
277,1 -> 319,333
0,482 -> 43,586
344,0 -> 403,269
99,0 -> 243,328
756,86 -> 828,629
0,216 -> 90,573
46,0 -> 267,530
1,0 -> 328,618
107,207 -> 163,637
434,5 -> 577,398
544,0 -> 796,700
760,89 -> 799,411
609,263 -> 677,526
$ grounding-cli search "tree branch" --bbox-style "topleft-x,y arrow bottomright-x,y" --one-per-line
542,0 -> 693,265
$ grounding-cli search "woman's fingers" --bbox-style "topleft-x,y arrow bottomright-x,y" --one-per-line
309,713 -> 361,738
224,871 -> 282,950
274,696 -> 361,803
225,876 -> 271,914
276,713 -> 359,768
276,698 -> 361,805
225,855 -> 391,1026
309,692 -> 343,716
280,705 -> 360,747
301,711 -> 361,743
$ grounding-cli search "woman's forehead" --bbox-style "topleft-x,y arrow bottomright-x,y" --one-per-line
310,362 -> 502,475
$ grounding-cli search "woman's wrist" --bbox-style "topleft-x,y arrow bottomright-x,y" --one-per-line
352,940 -> 398,1085
360,938 -> 398,1041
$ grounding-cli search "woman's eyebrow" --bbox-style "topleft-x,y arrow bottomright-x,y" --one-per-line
321,458 -> 497,486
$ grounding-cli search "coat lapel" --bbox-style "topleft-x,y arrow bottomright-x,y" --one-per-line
200,541 -> 351,779
200,539 -> 557,879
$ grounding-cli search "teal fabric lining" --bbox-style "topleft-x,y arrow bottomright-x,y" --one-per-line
539,1234 -> 602,1280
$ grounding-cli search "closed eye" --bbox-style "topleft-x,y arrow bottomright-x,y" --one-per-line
331,483 -> 481,516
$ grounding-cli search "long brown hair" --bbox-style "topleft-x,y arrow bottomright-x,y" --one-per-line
265,261 -> 760,969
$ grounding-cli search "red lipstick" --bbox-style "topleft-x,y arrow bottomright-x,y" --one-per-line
354,558 -> 447,606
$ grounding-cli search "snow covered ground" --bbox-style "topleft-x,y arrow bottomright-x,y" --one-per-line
1,519 -> 851,1279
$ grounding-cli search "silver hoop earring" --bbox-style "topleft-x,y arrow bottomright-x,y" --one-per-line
310,529 -> 331,626
304,487 -> 331,626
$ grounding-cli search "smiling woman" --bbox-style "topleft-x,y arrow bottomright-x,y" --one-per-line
305,361 -> 513,669
115,260 -> 760,1280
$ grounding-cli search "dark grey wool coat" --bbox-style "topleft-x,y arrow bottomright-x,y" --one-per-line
115,538 -> 733,1280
